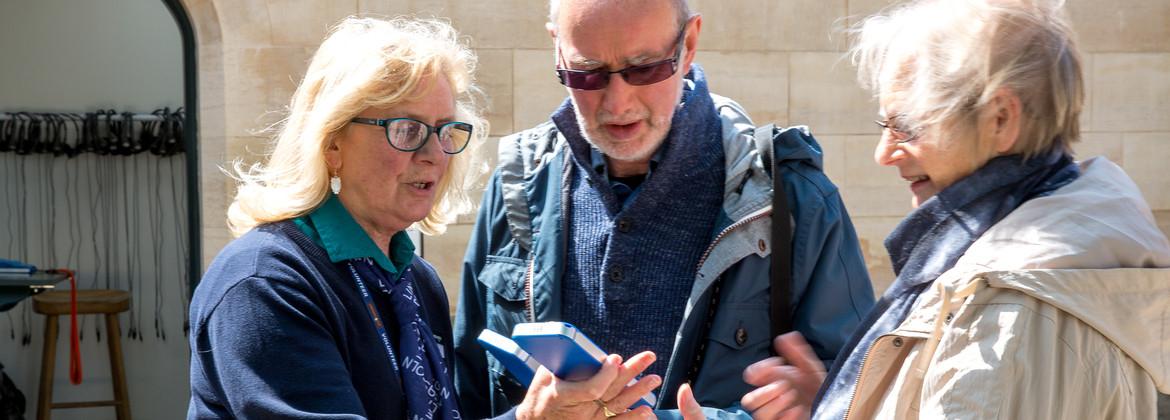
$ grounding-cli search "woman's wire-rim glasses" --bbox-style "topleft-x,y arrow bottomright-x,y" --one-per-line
874,118 -> 921,144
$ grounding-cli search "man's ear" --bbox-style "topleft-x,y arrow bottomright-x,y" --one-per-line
984,88 -> 1022,154
680,14 -> 702,72
546,22 -> 557,39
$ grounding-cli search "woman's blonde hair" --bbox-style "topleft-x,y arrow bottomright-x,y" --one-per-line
227,17 -> 487,237
851,0 -> 1084,157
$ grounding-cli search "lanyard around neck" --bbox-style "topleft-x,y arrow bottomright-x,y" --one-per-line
345,261 -> 400,377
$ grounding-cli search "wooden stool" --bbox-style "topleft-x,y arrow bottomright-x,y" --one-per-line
32,290 -> 131,420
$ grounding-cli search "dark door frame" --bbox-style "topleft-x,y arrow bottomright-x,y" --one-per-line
161,0 -> 202,295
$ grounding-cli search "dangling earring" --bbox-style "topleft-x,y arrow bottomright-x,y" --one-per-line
330,173 -> 341,194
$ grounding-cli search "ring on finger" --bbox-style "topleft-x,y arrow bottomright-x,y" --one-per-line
594,399 -> 621,418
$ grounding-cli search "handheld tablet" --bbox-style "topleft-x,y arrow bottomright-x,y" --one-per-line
477,329 -> 541,387
511,322 -> 657,408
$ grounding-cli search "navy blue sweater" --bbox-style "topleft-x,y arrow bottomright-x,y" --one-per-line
555,69 -> 725,378
187,221 -> 454,419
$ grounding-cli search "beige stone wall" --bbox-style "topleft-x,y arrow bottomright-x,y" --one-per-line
184,0 -> 1170,304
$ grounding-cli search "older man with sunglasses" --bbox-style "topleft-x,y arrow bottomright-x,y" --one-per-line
454,0 -> 874,418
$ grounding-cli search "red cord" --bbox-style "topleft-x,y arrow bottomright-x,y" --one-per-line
47,269 -> 83,385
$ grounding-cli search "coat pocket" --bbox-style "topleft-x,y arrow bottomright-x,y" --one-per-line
479,255 -> 528,302
693,304 -> 771,400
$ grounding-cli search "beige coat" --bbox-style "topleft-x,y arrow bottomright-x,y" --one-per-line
845,157 -> 1170,419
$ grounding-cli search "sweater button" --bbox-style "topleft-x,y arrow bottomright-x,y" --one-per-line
758,239 -> 767,252
735,327 -> 748,346
617,219 -> 632,233
609,267 -> 623,283
892,337 -> 904,347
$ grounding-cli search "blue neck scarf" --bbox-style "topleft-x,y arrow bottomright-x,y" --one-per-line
813,151 -> 1080,418
346,259 -> 460,420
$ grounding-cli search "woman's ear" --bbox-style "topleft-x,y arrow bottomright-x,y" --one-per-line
984,88 -> 1022,154
324,135 -> 342,174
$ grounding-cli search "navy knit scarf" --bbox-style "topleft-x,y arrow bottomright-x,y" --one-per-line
813,151 -> 1080,418
553,65 -> 725,378
347,259 -> 459,420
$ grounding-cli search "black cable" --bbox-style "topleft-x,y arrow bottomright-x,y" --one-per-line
169,154 -> 190,336
4,153 -> 15,268
83,154 -> 101,340
152,153 -> 166,341
45,153 -> 57,267
122,153 -> 137,340
67,115 -> 84,270
88,154 -> 101,290
99,153 -> 113,342
2,152 -> 15,342
18,156 -> 31,346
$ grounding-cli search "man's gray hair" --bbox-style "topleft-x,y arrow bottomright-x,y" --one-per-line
851,0 -> 1084,158
547,0 -> 692,30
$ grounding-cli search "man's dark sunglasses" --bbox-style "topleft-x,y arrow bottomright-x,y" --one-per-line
554,26 -> 687,91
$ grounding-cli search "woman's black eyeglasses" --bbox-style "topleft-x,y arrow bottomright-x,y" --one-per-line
554,25 -> 687,91
350,117 -> 473,154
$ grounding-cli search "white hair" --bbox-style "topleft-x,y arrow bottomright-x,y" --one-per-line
851,0 -> 1084,157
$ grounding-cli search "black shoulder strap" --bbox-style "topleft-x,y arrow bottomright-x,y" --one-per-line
753,125 -> 794,339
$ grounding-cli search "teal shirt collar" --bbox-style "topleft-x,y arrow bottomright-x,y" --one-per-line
294,194 -> 416,276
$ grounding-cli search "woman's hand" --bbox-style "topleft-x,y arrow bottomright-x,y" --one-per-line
516,351 -> 660,420
741,332 -> 826,420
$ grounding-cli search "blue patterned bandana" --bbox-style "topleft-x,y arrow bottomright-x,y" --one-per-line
347,259 -> 460,419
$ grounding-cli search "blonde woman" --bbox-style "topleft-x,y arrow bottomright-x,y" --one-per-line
187,17 -> 483,419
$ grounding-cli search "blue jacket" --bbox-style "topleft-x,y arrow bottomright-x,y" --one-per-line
188,221 -> 454,419
454,93 -> 874,419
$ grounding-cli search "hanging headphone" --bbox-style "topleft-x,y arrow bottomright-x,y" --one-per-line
64,113 -> 84,158
14,113 -> 34,155
0,113 -> 14,153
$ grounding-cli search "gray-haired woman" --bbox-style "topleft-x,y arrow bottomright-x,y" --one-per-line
740,0 -> 1170,418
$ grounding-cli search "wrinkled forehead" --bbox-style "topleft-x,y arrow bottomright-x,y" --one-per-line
876,51 -> 919,115
555,0 -> 680,60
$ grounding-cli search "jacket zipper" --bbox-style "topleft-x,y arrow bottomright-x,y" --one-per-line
524,256 -> 536,322
673,207 -> 769,405
842,333 -> 885,420
695,206 -> 772,271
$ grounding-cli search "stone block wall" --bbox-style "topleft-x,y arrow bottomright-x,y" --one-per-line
184,0 -> 1170,305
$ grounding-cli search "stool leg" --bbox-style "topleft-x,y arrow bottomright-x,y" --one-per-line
105,313 -> 131,420
37,315 -> 58,420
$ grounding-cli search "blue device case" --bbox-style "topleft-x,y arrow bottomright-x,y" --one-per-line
511,322 -> 657,408
477,329 -> 540,387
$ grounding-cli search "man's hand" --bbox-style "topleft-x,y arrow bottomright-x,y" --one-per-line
676,382 -> 706,420
741,332 -> 826,420
516,352 -> 660,419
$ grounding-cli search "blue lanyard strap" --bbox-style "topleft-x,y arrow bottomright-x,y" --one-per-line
345,261 -> 400,375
